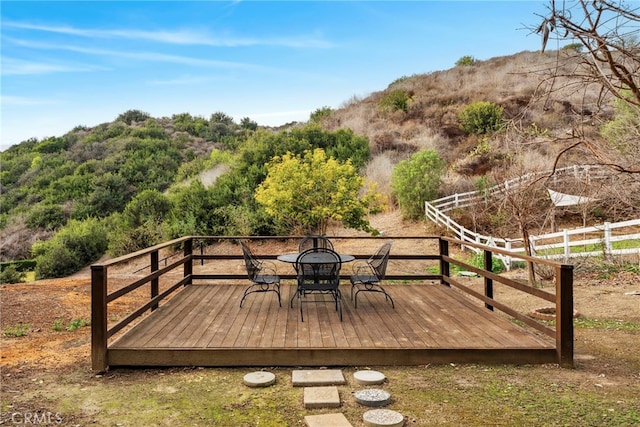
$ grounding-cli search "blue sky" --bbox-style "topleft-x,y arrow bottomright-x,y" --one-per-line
1,1 -> 548,151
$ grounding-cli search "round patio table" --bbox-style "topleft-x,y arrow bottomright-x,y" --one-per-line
277,253 -> 355,264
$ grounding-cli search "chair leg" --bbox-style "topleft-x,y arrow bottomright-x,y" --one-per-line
353,283 -> 394,309
240,282 -> 281,308
299,291 -> 304,322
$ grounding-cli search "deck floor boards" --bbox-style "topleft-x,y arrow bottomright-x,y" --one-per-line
108,283 -> 555,367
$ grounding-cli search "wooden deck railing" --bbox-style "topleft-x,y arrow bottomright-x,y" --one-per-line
91,235 -> 573,372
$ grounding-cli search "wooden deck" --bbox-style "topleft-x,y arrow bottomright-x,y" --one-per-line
107,282 -> 557,367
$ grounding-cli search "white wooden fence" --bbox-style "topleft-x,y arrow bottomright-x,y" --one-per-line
425,165 -> 640,268
432,164 -> 610,213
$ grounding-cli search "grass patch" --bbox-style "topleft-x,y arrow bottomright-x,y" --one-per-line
52,318 -> 65,331
51,318 -> 91,332
66,318 -> 90,331
593,262 -> 639,279
3,323 -> 29,337
574,317 -> 640,331
11,364 -> 639,426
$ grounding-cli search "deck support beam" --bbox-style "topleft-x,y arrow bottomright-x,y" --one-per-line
557,264 -> 574,368
91,265 -> 108,373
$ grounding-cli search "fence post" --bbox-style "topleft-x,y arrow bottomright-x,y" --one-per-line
439,238 -> 450,287
151,250 -> 159,311
483,250 -> 494,311
563,229 -> 570,263
604,222 -> 612,260
91,265 -> 108,372
556,264 -> 574,368
184,238 -> 193,286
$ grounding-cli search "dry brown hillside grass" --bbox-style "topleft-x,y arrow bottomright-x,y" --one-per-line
324,49 -> 619,200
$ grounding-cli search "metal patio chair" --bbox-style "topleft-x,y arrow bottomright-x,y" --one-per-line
298,235 -> 334,252
239,241 -> 281,308
291,247 -> 342,322
350,241 -> 394,308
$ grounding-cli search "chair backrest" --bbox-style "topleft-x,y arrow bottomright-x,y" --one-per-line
240,241 -> 261,280
298,235 -> 334,252
295,247 -> 341,288
369,241 -> 393,280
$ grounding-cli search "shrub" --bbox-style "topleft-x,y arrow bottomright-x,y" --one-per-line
240,117 -> 258,131
458,101 -> 504,134
378,89 -> 412,113
456,55 -> 477,66
391,149 -> 446,220
25,204 -> 66,230
388,75 -> 410,87
600,91 -> 640,155
561,43 -> 583,52
468,252 -> 505,274
33,218 -> 108,279
310,106 -> 333,123
0,265 -> 26,284
117,109 -> 151,125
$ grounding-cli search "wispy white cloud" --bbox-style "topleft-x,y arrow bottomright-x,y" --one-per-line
6,37 -> 272,70
4,21 -> 335,48
1,57 -> 104,75
1,95 -> 60,106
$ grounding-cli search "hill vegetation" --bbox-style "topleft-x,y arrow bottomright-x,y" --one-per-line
1,49 -> 639,281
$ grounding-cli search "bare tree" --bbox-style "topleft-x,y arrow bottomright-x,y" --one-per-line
537,0 -> 640,105
533,0 -> 640,174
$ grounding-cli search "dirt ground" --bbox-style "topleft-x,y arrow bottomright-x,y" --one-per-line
1,212 -> 639,423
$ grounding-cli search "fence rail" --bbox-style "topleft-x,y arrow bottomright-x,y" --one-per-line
426,165 -> 639,267
432,164 -> 611,213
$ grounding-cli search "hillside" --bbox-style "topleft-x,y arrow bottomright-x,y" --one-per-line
326,50 -> 612,190
1,49 -> 638,273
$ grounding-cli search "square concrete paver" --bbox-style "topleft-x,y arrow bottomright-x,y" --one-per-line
292,369 -> 346,387
304,386 -> 341,409
304,413 -> 353,427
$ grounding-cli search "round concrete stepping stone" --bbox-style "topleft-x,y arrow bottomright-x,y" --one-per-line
243,371 -> 276,387
355,389 -> 391,407
353,370 -> 386,385
363,409 -> 404,427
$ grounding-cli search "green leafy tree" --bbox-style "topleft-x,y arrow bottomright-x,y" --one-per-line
458,101 -> 504,135
391,149 -> 446,220
255,148 -> 383,235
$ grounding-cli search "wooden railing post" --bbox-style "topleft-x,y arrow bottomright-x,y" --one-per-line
439,238 -> 450,286
184,238 -> 193,286
556,264 -> 574,368
483,250 -> 494,311
151,250 -> 159,311
91,265 -> 108,372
